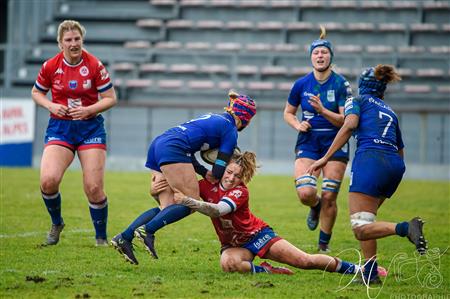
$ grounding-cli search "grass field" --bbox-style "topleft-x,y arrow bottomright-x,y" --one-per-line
1,168 -> 449,298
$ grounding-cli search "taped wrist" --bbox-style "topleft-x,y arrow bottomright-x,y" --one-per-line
212,151 -> 231,179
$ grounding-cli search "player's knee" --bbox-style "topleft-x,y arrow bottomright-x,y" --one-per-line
350,212 -> 376,241
321,178 -> 341,194
295,175 -> 317,204
320,193 -> 337,208
220,259 -> 240,273
40,175 -> 60,193
84,182 -> 104,199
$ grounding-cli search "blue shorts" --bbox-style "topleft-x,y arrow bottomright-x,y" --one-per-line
295,130 -> 349,162
350,150 -> 405,198
145,132 -> 192,172
221,227 -> 282,258
44,115 -> 106,151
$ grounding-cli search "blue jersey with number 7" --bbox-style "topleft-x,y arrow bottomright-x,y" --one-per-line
344,95 -> 404,154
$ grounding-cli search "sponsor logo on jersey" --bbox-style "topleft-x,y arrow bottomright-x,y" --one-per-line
80,66 -> 89,76
68,98 -> 81,108
303,91 -> 315,98
344,97 -> 353,113
229,190 -> 242,198
100,68 -> 109,80
47,136 -> 60,141
303,110 -> 315,120
54,68 -> 64,75
53,80 -> 63,91
83,79 -> 91,89
69,80 -> 77,89
327,90 -> 335,102
373,139 -> 398,150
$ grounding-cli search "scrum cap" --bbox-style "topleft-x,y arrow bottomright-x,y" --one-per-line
358,67 -> 387,97
226,91 -> 256,129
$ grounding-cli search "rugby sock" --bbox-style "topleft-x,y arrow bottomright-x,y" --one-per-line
319,230 -> 332,246
249,262 -> 269,274
42,191 -> 63,225
395,221 -> 409,237
122,207 -> 161,241
364,259 -> 378,280
144,204 -> 191,234
335,259 -> 359,274
312,197 -> 321,213
89,198 -> 108,239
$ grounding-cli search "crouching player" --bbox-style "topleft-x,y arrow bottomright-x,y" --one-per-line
166,151 -> 375,276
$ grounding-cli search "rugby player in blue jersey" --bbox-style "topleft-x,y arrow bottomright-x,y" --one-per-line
111,91 -> 256,264
307,65 -> 428,284
284,27 -> 352,252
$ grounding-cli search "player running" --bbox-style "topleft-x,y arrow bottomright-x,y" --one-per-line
32,20 -> 117,246
307,65 -> 428,284
111,91 -> 256,263
283,26 -> 353,252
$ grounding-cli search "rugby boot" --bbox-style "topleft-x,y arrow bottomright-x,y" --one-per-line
407,217 -> 428,255
96,238 -> 109,247
260,262 -> 294,275
111,234 -> 138,265
45,222 -> 65,245
318,243 -> 331,253
134,226 -> 158,259
306,200 -> 321,231
352,275 -> 383,285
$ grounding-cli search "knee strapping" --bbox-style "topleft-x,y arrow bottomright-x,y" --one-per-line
322,178 -> 341,193
295,175 -> 317,189
350,212 -> 376,228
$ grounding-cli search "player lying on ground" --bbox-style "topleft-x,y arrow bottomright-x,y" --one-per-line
165,151 -> 384,276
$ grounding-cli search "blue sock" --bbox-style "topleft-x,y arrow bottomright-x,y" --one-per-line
144,204 -> 191,234
395,221 -> 409,237
42,191 -> 63,225
364,260 -> 378,280
89,198 -> 108,239
122,207 -> 161,241
319,230 -> 332,246
335,259 -> 357,274
249,262 -> 268,274
312,198 -> 321,213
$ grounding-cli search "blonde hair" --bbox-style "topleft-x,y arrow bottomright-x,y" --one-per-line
57,20 -> 86,44
374,64 -> 402,83
319,25 -> 327,39
231,151 -> 258,185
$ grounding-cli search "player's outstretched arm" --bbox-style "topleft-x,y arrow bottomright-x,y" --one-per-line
174,192 -> 231,218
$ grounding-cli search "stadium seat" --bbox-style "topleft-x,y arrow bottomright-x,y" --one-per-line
404,84 -> 432,93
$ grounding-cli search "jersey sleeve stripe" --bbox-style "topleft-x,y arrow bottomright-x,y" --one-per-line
97,81 -> 113,93
221,197 -> 237,212
34,81 -> 49,92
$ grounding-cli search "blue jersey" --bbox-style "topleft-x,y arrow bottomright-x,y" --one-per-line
169,112 -> 238,154
145,112 -> 238,173
288,71 -> 352,131
345,95 -> 404,154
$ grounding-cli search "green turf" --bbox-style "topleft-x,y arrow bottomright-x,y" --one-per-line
1,168 -> 449,298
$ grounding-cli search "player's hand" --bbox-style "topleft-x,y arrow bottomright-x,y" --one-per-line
306,157 -> 328,174
297,120 -> 312,132
205,171 -> 218,184
68,106 -> 94,120
308,94 -> 325,114
151,178 -> 170,197
48,103 -> 69,117
173,190 -> 187,204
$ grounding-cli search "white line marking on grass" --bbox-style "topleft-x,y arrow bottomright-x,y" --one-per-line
0,228 -> 92,239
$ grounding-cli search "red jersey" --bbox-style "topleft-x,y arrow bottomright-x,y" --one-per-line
199,179 -> 268,247
34,49 -> 113,120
